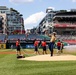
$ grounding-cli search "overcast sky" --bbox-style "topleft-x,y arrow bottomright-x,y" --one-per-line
0,0 -> 76,30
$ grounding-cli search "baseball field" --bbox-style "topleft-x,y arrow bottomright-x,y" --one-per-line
0,48 -> 76,75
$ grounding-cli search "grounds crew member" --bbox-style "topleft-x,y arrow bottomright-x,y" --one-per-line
34,39 -> 40,54
41,40 -> 47,54
16,39 -> 21,56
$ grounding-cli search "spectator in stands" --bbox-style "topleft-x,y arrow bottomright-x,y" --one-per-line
41,40 -> 47,54
57,40 -> 61,54
16,39 -> 21,56
34,39 -> 40,54
49,32 -> 57,56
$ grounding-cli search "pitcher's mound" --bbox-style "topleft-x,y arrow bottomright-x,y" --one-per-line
19,54 -> 76,61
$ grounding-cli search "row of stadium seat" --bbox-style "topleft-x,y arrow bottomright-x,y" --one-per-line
7,34 -> 50,41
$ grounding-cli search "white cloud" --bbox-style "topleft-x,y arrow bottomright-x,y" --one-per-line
9,0 -> 34,4
24,12 -> 46,30
72,0 -> 76,2
61,0 -> 76,2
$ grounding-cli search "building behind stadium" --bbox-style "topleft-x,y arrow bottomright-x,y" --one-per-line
0,6 -> 25,35
34,8 -> 76,45
37,8 -> 76,35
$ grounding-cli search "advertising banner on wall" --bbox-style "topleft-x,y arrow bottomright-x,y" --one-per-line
26,44 -> 34,49
0,44 -> 6,49
54,24 -> 76,28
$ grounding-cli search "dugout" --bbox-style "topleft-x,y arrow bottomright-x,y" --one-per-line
6,39 -> 50,49
6,34 -> 50,49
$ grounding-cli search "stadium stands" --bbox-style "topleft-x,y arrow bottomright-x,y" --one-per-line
7,34 -> 26,40
0,34 -> 6,43
5,34 -> 50,49
7,34 -> 50,41
57,35 -> 76,45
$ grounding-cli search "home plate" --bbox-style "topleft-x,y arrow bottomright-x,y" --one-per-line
18,54 -> 76,61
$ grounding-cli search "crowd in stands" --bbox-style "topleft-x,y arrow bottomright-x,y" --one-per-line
0,33 -> 76,45
56,35 -> 76,45
57,35 -> 76,41
7,34 -> 26,41
7,34 -> 50,42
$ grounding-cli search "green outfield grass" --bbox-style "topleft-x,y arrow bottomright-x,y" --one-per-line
0,49 -> 76,75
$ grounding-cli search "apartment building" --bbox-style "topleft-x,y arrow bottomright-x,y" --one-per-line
0,6 -> 25,34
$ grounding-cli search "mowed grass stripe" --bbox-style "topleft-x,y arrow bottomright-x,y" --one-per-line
0,49 -> 76,75
13,60 -> 76,75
